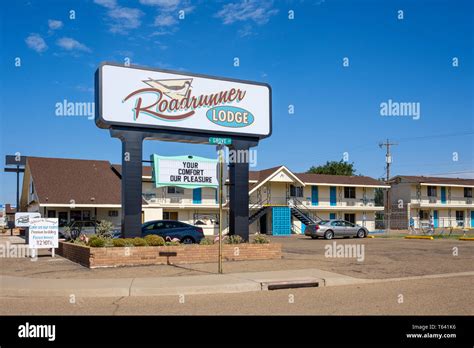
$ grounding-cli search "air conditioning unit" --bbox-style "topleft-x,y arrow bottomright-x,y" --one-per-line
467,198 -> 472,204
429,197 -> 436,203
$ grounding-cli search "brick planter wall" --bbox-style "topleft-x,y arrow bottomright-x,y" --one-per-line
57,242 -> 282,268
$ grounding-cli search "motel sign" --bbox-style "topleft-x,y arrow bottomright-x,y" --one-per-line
95,62 -> 271,239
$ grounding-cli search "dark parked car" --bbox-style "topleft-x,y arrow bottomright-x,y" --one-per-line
142,220 -> 205,244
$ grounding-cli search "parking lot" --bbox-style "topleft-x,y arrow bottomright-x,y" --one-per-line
1,235 -> 473,280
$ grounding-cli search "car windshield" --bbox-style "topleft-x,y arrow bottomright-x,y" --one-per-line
317,220 -> 329,225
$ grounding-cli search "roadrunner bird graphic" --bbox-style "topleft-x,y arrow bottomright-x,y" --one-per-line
142,78 -> 193,101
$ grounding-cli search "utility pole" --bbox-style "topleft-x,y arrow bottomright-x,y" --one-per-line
379,139 -> 398,233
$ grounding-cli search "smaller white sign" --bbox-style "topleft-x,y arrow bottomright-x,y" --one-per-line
152,155 -> 218,189
29,218 -> 59,249
15,212 -> 41,227
0,204 -> 5,227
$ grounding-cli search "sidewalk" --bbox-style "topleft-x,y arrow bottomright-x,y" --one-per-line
0,268 -> 367,298
3,267 -> 473,298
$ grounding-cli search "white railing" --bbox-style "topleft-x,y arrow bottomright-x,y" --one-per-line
411,196 -> 474,205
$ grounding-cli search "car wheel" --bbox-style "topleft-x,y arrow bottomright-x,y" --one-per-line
181,236 -> 195,244
324,230 -> 334,240
356,229 -> 366,238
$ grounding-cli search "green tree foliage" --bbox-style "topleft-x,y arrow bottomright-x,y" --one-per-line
306,160 -> 356,176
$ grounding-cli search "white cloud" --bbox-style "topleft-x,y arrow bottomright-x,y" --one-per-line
93,0 -> 144,34
25,33 -> 47,53
215,0 -> 278,25
94,0 -> 117,9
48,19 -> 63,30
139,0 -> 180,8
154,14 -> 178,27
56,37 -> 91,52
108,7 -> 143,33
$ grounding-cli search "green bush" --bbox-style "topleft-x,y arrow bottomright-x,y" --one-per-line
144,234 -> 165,246
165,241 -> 180,246
252,234 -> 270,244
112,238 -> 127,247
96,220 -> 114,239
199,237 -> 214,245
122,238 -> 135,247
89,237 -> 106,247
225,235 -> 243,244
131,237 -> 148,246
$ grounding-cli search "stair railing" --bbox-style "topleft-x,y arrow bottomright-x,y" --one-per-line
288,197 -> 322,224
249,196 -> 269,211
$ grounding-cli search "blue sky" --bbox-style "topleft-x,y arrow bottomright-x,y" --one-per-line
1,0 -> 473,204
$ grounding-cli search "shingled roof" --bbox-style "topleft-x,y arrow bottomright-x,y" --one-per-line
392,175 -> 474,186
26,157 -> 122,205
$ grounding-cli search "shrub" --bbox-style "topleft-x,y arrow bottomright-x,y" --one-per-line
96,220 -> 114,239
225,235 -> 243,244
199,237 -> 214,245
144,234 -> 165,246
131,237 -> 148,246
112,238 -> 127,247
252,234 -> 270,244
122,238 -> 135,247
89,237 -> 106,247
165,241 -> 180,246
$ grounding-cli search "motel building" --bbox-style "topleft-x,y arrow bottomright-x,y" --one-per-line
20,157 -> 388,236
389,175 -> 474,230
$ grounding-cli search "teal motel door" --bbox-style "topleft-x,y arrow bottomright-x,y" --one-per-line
330,187 -> 337,206
329,213 -> 336,220
433,210 -> 439,228
471,211 -> 474,228
441,187 -> 446,204
193,188 -> 202,204
272,207 -> 291,236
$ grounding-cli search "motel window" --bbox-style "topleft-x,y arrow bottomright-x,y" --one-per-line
290,185 -> 303,197
167,186 -> 184,194
344,187 -> 356,199
419,210 -> 429,220
83,210 -> 91,220
108,210 -> 118,217
455,211 -> 464,222
427,186 -> 437,197
70,210 -> 82,222
344,213 -> 356,224
464,187 -> 472,198
47,210 -> 56,218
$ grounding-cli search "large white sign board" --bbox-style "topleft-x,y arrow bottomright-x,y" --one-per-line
96,63 -> 272,139
15,212 -> 41,227
29,218 -> 58,249
151,155 -> 218,189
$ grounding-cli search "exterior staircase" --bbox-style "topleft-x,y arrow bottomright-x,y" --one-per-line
249,206 -> 269,225
289,197 -> 321,226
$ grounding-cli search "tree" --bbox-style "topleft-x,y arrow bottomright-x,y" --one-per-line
306,160 -> 356,176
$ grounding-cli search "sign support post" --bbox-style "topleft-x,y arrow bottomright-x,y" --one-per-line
229,139 -> 253,241
111,128 -> 145,238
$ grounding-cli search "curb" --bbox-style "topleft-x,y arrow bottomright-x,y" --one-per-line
459,237 -> 474,241
404,235 -> 434,240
